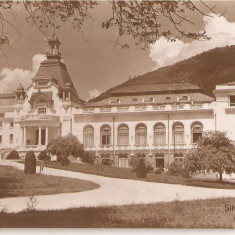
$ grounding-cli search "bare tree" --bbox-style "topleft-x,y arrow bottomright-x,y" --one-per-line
0,0 -> 224,54
103,0 -> 224,49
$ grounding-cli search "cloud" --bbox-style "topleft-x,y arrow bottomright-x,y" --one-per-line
149,14 -> 235,69
0,54 -> 46,93
31,54 -> 46,77
88,89 -> 101,100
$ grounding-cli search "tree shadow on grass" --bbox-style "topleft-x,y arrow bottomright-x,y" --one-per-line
0,166 -> 22,198
0,207 -> 119,228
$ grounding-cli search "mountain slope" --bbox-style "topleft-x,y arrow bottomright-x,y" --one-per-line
90,45 -> 235,102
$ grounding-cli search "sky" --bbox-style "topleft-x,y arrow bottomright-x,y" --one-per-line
1,1 -> 235,100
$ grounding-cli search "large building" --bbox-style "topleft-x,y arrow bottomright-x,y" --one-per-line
0,36 -> 235,168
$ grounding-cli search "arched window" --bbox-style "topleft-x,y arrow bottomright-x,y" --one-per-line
172,122 -> 185,144
191,122 -> 203,143
117,124 -> 129,145
135,124 -> 147,145
154,123 -> 166,145
83,126 -> 94,146
101,125 -> 111,146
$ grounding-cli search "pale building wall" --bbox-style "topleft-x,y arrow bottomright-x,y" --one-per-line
214,84 -> 235,141
73,109 -> 215,151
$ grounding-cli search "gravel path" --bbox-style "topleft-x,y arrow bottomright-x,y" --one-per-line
1,160 -> 235,213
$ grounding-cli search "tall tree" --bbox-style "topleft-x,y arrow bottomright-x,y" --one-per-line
47,134 -> 84,159
185,131 -> 235,181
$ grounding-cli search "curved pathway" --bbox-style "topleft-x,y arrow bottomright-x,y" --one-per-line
1,160 -> 235,213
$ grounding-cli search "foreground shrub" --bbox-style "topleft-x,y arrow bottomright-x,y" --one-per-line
60,155 -> 69,166
6,150 -> 19,160
129,155 -> 138,171
146,161 -> 154,172
136,158 -> 147,178
81,152 -> 95,164
47,134 -> 84,159
154,165 -> 164,175
168,161 -> 184,176
38,150 -> 50,161
102,158 -> 112,166
24,151 -> 36,174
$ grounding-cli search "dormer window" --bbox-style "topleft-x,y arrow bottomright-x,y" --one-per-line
180,95 -> 189,101
177,95 -> 190,102
133,98 -> 138,102
37,80 -> 49,87
64,91 -> 70,101
230,96 -> 235,107
143,97 -> 154,103
109,98 -> 120,104
38,106 -> 47,115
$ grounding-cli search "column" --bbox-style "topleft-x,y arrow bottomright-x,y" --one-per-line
23,127 -> 26,145
45,127 -> 48,146
38,126 -> 41,145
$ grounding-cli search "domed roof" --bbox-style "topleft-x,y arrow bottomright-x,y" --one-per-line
47,33 -> 61,44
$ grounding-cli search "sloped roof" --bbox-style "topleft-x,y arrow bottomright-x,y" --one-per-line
0,93 -> 15,106
34,58 -> 84,105
111,83 -> 201,95
87,92 -> 214,107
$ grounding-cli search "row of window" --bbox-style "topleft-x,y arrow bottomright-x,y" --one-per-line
0,134 -> 13,144
83,122 -> 203,146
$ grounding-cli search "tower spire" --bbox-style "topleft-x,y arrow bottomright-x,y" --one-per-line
46,34 -> 61,60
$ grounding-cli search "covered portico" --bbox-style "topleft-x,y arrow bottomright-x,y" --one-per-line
20,115 -> 61,150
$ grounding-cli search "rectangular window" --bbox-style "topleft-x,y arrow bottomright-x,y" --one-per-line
230,96 -> 235,106
84,135 -> 94,146
10,121 -> 14,128
154,133 -> 166,145
135,134 -> 147,145
117,134 -> 129,145
0,121 -> 2,128
173,132 -> 185,144
38,107 -> 47,115
0,135 -> 2,144
101,135 -> 111,146
175,157 -> 184,163
9,134 -> 13,143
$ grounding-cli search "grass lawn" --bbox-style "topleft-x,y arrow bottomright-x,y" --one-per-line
0,197 -> 235,228
0,165 -> 99,198
31,160 -> 235,190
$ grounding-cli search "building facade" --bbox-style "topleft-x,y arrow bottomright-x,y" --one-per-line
0,36 -> 235,168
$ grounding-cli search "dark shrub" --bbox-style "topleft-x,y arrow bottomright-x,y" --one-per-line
146,161 -> 154,172
38,150 -> 49,161
136,158 -> 147,178
168,161 -> 184,176
60,155 -> 69,166
154,165 -> 164,175
24,151 -> 36,174
102,158 -> 111,166
129,155 -> 138,171
81,152 -> 95,164
6,150 -> 19,160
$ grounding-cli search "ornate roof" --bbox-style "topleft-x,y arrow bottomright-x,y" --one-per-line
33,36 -> 84,105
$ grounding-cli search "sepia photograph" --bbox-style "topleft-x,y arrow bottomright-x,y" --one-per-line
1,0 -> 235,229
